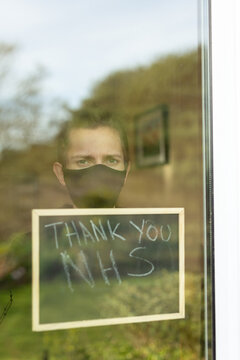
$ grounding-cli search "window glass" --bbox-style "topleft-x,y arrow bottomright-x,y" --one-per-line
0,1 -> 214,359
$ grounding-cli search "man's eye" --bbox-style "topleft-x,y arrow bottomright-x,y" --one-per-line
107,158 -> 119,164
77,159 -> 89,165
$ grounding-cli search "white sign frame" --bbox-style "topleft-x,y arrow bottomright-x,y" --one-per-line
32,208 -> 185,332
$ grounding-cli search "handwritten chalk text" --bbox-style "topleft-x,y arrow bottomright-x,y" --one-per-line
44,219 -> 171,249
44,217 -> 173,292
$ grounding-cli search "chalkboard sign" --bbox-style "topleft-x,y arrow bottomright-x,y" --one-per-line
32,208 -> 184,331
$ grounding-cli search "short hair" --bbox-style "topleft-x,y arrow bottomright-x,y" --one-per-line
56,108 -> 129,166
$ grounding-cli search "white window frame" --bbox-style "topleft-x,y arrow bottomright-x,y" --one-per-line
211,0 -> 240,359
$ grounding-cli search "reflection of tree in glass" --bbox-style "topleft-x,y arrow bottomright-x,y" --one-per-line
0,43 -> 46,153
100,270 -> 179,318
41,273 -> 203,360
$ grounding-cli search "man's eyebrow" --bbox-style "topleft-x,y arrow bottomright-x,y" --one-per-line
70,154 -> 95,160
69,153 -> 124,160
104,154 -> 123,158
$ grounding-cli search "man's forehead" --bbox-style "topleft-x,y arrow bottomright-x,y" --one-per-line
69,125 -> 120,137
68,126 -> 120,140
67,126 -> 123,152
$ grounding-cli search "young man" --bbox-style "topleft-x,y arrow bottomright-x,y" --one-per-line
53,110 -> 130,208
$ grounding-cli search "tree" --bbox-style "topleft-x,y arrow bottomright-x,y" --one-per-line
0,43 -> 52,155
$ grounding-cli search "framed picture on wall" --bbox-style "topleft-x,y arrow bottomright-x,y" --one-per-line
135,105 -> 169,167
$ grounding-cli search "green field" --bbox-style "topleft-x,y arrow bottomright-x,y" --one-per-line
0,272 -> 206,360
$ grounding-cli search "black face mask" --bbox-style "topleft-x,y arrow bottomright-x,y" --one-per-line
63,164 -> 126,208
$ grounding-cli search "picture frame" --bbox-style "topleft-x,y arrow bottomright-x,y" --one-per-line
135,105 -> 169,167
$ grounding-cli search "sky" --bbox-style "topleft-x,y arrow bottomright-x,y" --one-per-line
0,0 -> 199,108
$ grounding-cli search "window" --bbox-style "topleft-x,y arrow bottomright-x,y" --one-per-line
0,1 -> 216,359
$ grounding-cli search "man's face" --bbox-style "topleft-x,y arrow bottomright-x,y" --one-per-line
65,126 -> 125,171
53,125 -> 129,207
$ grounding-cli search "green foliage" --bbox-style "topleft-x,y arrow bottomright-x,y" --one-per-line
0,272 -> 207,359
0,231 -> 31,285
7,232 -> 31,262
41,273 -> 203,360
100,271 -> 179,317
